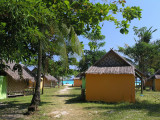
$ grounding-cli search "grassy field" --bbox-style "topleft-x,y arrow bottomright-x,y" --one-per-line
1,86 -> 160,120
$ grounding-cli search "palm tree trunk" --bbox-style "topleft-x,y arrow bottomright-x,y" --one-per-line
28,39 -> 42,112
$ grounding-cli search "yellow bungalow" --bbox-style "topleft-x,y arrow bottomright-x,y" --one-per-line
74,76 -> 82,87
145,70 -> 160,91
85,49 -> 143,103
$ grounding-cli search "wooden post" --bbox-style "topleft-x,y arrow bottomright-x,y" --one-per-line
62,76 -> 64,86
81,89 -> 85,100
42,77 -> 44,94
141,78 -> 143,94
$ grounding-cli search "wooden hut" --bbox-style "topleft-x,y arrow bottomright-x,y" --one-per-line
0,62 -> 35,98
74,75 -> 82,87
85,49 -> 141,103
145,70 -> 160,91
43,74 -> 58,87
21,65 -> 36,88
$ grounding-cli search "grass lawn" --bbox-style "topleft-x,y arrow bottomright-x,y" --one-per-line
1,86 -> 160,120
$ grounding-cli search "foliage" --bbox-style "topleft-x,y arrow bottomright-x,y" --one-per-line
0,0 -> 142,111
133,26 -> 157,43
119,26 -> 160,75
0,0 -> 142,74
78,32 -> 106,72
79,49 -> 106,72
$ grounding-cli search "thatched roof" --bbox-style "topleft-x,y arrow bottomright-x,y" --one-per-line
148,70 -> 160,80
86,66 -> 134,74
32,67 -> 58,82
86,49 -> 135,74
74,72 -> 85,80
74,77 -> 80,80
44,74 -> 58,82
3,62 -> 35,81
94,49 -> 133,67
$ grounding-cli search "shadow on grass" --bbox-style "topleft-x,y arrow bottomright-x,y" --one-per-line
53,94 -> 80,97
0,100 -> 52,119
72,88 -> 81,90
84,100 -> 160,117
65,94 -> 160,117
65,95 -> 86,104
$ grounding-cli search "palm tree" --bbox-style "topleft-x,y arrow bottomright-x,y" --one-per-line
28,20 -> 83,112
133,26 -> 157,43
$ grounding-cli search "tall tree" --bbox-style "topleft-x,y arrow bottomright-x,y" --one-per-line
0,0 -> 142,112
78,33 -> 106,72
119,26 -> 159,75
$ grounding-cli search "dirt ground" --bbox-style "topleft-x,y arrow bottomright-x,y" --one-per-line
46,85 -> 89,120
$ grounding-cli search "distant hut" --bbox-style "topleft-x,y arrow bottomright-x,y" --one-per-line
145,70 -> 160,91
74,74 -> 82,87
21,65 -> 36,88
31,68 -> 43,89
43,74 -> 58,87
0,62 -> 35,98
85,49 -> 144,103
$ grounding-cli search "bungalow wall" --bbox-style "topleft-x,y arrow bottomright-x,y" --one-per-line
51,81 -> 57,87
86,74 -> 135,103
28,80 -> 35,88
155,79 -> 160,91
7,76 -> 28,95
74,79 -> 82,87
145,80 -> 153,87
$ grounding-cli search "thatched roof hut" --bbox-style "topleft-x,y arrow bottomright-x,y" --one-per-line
0,62 -> 35,96
149,70 -> 160,80
145,70 -> 160,91
86,49 -> 135,74
31,67 -> 58,87
44,74 -> 58,82
43,74 -> 58,87
3,62 -> 35,82
85,49 -> 143,103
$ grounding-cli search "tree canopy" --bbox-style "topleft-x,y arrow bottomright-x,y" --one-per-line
119,26 -> 160,75
0,0 -> 142,112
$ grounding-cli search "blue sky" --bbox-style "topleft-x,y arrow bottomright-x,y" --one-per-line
79,0 -> 160,51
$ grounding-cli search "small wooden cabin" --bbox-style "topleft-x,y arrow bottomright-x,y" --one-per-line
85,49 -> 141,103
145,70 -> 160,91
74,76 -> 82,87
43,74 -> 58,87
0,62 -> 35,98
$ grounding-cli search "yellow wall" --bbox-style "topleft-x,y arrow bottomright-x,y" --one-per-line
28,80 -> 43,89
28,80 -> 35,88
155,79 -> 160,91
74,79 -> 82,87
40,78 -> 43,89
86,74 -> 135,103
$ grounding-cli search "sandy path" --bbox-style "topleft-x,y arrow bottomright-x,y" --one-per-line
48,85 -> 73,119
47,85 -> 88,120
